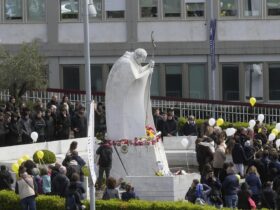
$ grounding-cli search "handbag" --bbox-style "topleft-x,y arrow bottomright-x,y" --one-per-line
248,197 -> 256,210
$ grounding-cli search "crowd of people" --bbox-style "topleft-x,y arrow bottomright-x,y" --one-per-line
0,95 -> 88,147
186,119 -> 280,209
0,141 -> 136,210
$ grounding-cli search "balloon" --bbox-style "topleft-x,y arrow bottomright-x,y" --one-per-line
22,155 -> 30,161
236,174 -> 240,182
248,120 -> 256,129
37,150 -> 44,159
268,133 -> 276,141
276,123 -> 280,131
31,132 -> 38,143
208,118 -> 216,127
272,128 -> 279,136
257,114 -> 264,123
226,128 -> 236,137
12,163 -> 19,173
276,139 -> 280,149
249,97 -> 256,107
17,158 -> 24,166
216,118 -> 224,126
181,138 -> 189,148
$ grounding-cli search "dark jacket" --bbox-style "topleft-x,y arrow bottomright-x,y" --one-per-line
244,145 -> 255,165
248,159 -> 267,183
245,173 -> 262,196
0,170 -> 13,190
232,143 -> 247,164
19,116 -> 33,144
0,121 -> 8,147
237,189 -> 251,210
96,143 -> 113,168
182,122 -> 197,136
32,117 -> 46,142
66,181 -> 85,209
71,114 -> 87,138
51,173 -> 70,197
44,115 -> 55,141
166,119 -> 177,136
222,174 -> 239,196
121,191 -> 136,201
261,187 -> 277,209
7,120 -> 22,145
156,119 -> 169,137
56,114 -> 71,140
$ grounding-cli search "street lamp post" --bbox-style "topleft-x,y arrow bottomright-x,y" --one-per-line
83,1 -> 96,210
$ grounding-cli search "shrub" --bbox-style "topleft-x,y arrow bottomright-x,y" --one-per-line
0,190 -> 224,210
33,150 -> 56,164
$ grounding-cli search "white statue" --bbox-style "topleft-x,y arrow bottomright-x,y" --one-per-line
105,48 -> 155,140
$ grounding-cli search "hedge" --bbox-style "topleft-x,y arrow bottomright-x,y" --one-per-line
32,149 -> 56,164
0,190 -> 222,210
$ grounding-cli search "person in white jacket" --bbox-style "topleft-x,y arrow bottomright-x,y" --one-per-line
15,166 -> 37,210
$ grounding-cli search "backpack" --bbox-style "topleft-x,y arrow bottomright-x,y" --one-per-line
66,192 -> 80,210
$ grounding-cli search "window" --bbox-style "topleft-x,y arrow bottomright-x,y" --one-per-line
185,0 -> 205,18
63,66 -> 80,90
222,65 -> 239,100
151,65 -> 160,96
269,64 -> 280,100
163,0 -> 181,17
245,63 -> 263,100
140,0 -> 158,18
92,0 -> 102,19
91,65 -> 103,92
5,0 -> 22,20
27,0 -> 46,21
267,0 -> 280,16
243,0 -> 261,17
189,64 -> 206,99
60,0 -> 79,20
105,0 -> 125,18
166,64 -> 182,97
220,0 -> 238,17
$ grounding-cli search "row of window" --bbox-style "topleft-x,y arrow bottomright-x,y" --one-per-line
1,0 -> 280,23
62,63 -> 280,101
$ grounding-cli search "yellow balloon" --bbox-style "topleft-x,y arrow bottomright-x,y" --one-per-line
236,174 -> 240,182
272,128 -> 279,136
22,155 -> 30,161
249,97 -> 256,107
216,118 -> 224,126
37,150 -> 44,159
12,163 -> 19,173
17,158 -> 24,166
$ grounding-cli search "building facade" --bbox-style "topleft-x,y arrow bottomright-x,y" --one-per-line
1,0 -> 280,103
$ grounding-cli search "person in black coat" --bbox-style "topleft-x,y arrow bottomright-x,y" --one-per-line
0,165 -> 13,190
261,181 -> 277,209
156,113 -> 169,137
56,108 -> 71,140
52,166 -> 70,197
0,112 -> 8,147
121,183 -> 137,201
237,182 -> 252,210
7,113 -> 22,146
71,107 -> 87,138
166,113 -> 177,136
232,138 -> 247,177
65,173 -> 85,210
182,115 -> 197,136
32,110 -> 46,142
96,140 -> 113,190
44,109 -> 55,141
196,137 -> 214,175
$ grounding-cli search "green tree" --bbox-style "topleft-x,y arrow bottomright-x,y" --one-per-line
0,41 -> 47,98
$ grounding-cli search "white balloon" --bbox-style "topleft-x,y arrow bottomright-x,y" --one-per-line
276,123 -> 280,131
208,118 -> 216,127
257,114 -> 264,123
31,132 -> 38,143
249,120 -> 256,129
181,138 -> 189,148
276,139 -> 280,149
226,128 -> 236,137
268,133 -> 276,141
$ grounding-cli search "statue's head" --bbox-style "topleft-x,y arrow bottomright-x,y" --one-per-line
133,48 -> 147,65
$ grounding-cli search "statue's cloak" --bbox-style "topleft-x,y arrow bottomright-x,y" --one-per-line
105,52 -> 154,140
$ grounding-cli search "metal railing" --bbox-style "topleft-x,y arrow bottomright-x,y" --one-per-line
1,88 -> 280,124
